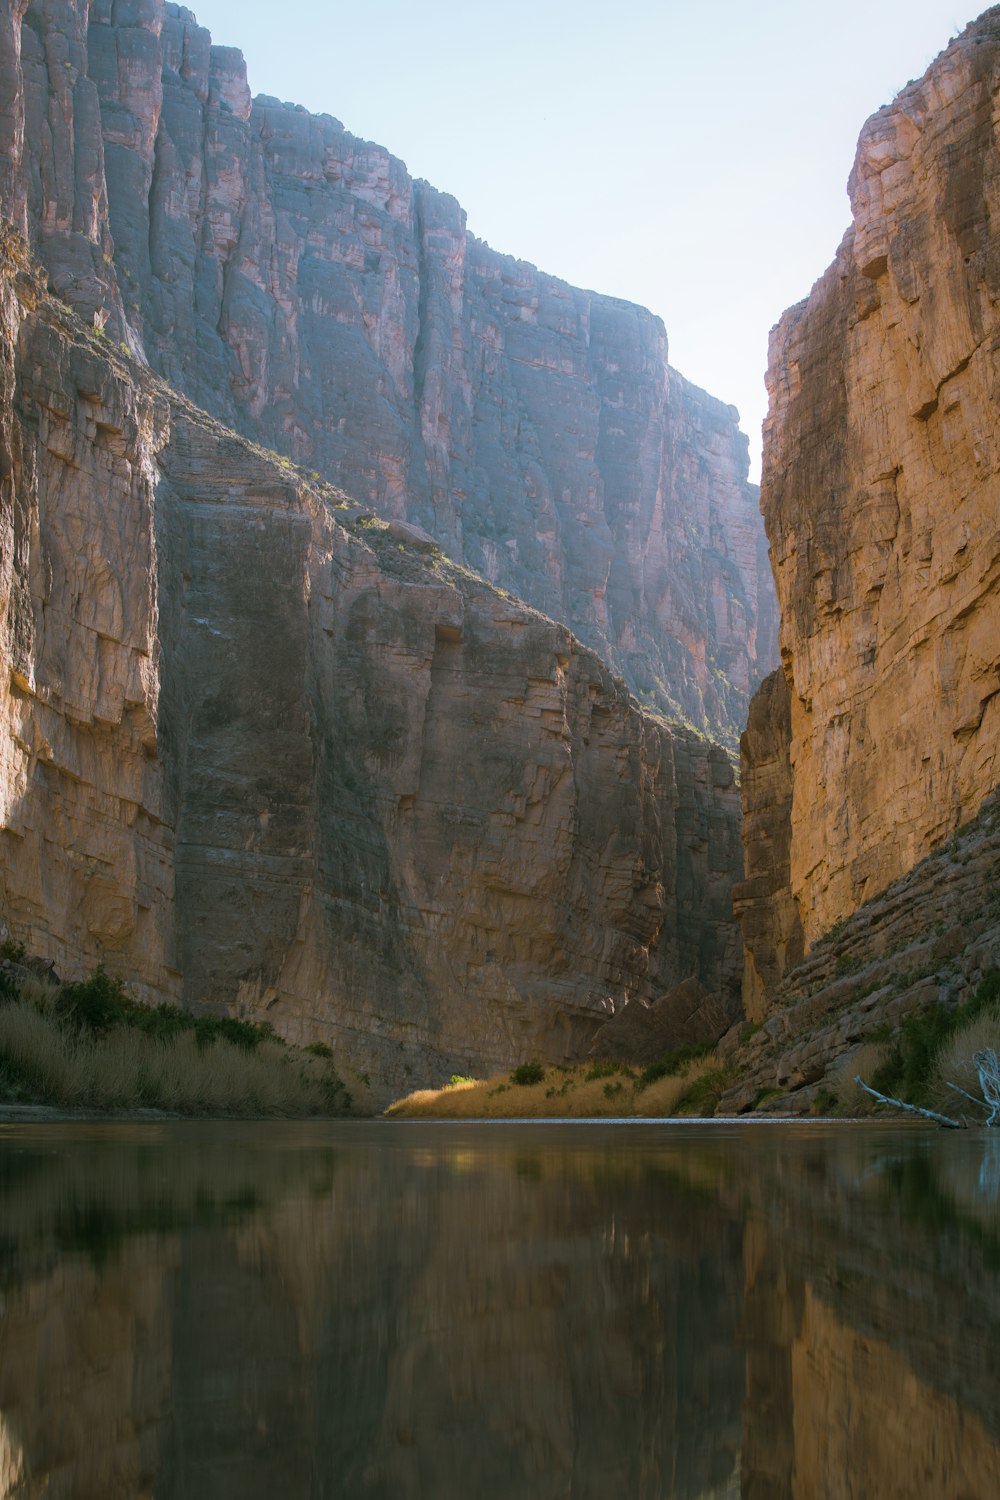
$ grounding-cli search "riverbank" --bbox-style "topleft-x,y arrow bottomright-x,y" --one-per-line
0,960 -> 367,1118
385,1053 -> 735,1119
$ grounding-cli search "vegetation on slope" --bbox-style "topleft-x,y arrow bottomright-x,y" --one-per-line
385,1047 -> 732,1119
0,957 -> 362,1117
841,970 -> 1000,1123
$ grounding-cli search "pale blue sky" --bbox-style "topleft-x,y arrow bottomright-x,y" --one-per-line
189,0 -> 981,479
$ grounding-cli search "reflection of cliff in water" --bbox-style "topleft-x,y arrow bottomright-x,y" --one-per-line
0,1124 -> 743,1500
0,1124 -> 998,1499
739,1131 -> 1000,1500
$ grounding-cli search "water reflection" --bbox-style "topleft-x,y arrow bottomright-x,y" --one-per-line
0,1122 -> 998,1498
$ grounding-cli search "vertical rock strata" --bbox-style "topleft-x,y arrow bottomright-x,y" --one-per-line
10,0 -> 776,749
156,420 -> 743,1093
0,227 -> 175,1000
0,242 -> 742,1092
742,10 -> 1000,995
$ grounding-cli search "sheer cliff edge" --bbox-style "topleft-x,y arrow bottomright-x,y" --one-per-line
738,10 -> 1000,1021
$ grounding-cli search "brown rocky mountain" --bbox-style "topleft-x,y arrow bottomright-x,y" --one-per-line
739,8 -> 1000,1016
0,0 -> 779,1094
6,0 -> 776,752
0,227 -> 742,1098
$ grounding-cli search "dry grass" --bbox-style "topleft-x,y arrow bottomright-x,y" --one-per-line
831,1040 -> 891,1117
0,995 -> 353,1117
929,1011 -> 1000,1119
385,1055 -> 718,1119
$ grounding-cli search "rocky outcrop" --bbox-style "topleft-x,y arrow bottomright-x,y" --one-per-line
720,788 -> 1000,1115
0,237 -> 743,1096
741,10 -> 1000,1001
7,0 -> 776,750
588,976 -> 737,1065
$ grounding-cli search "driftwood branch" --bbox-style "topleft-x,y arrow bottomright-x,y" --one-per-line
946,1081 -> 992,1112
974,1049 -> 1000,1127
854,1077 -> 964,1129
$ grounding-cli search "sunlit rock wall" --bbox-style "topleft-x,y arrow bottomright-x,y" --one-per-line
741,9 -> 1000,998
0,227 -> 176,1000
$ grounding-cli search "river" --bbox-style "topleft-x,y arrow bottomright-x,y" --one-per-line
0,1119 -> 997,1497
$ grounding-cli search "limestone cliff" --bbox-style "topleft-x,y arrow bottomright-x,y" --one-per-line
0,233 -> 742,1096
742,10 -> 1000,1002
722,788 -> 1000,1116
7,0 -> 776,751
0,225 -> 175,1002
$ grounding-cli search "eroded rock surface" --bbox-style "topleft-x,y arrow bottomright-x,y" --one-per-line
0,238 -> 743,1096
721,789 -> 1000,1116
10,0 -> 776,749
588,976 -> 737,1066
0,226 -> 175,1002
742,10 -> 1000,1000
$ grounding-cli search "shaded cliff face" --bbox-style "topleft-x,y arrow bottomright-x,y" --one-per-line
0,242 -> 742,1094
742,9 -> 1000,996
159,415 -> 743,1093
8,0 -> 776,750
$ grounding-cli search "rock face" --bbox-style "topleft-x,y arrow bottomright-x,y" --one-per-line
722,789 -> 1000,1116
9,0 -> 776,750
588,976 -> 737,1065
0,226 -> 176,1001
733,670 -> 803,1022
159,416 -> 744,1094
741,10 -> 1000,1001
0,239 -> 743,1096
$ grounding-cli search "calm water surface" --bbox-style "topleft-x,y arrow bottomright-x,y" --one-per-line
0,1119 -> 998,1498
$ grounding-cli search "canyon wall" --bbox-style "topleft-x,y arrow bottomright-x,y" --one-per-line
9,0 -> 776,750
741,9 -> 1000,1003
0,226 -> 176,1002
0,239 -> 742,1094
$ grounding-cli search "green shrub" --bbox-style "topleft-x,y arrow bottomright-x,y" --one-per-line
585,1057 -> 634,1082
510,1060 -> 545,1086
55,966 -> 130,1036
0,963 -> 351,1116
637,1039 -> 715,1090
673,1067 -> 735,1117
869,969 -> 1000,1107
193,1014 -> 276,1052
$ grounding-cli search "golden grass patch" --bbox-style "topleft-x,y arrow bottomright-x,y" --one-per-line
830,1040 -> 891,1116
385,1055 -> 718,1119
